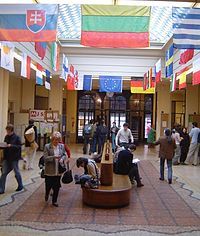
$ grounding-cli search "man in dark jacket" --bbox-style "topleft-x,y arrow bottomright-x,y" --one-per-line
0,124 -> 23,194
114,144 -> 144,187
24,119 -> 38,170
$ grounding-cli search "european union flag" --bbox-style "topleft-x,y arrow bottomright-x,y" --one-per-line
99,76 -> 122,92
165,44 -> 174,78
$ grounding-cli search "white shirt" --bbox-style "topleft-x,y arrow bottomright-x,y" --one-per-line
172,132 -> 181,145
115,128 -> 134,145
53,145 -> 60,157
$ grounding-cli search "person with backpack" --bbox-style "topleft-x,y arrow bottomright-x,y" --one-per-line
97,119 -> 108,155
83,120 -> 93,155
115,123 -> 134,149
185,122 -> 200,166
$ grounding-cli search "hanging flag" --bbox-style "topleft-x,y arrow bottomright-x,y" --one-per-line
36,64 -> 43,85
147,68 -> 153,89
83,75 -> 92,91
21,53 -> 31,79
173,7 -> 200,49
193,57 -> 200,85
51,42 -> 60,72
143,73 -> 148,91
81,5 -> 151,48
177,66 -> 190,90
62,54 -> 68,81
165,44 -> 174,78
155,59 -> 161,83
99,76 -> 122,92
67,65 -> 75,90
179,49 -> 194,65
45,70 -> 51,90
170,74 -> 177,92
0,42 -> 14,72
35,42 -> 47,60
131,79 -> 155,94
0,4 -> 58,42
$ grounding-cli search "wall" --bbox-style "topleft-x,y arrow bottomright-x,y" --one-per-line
156,82 -> 171,138
0,69 -> 9,141
49,79 -> 63,115
66,91 -> 77,143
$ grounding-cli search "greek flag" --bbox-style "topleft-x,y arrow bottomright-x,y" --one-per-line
173,7 -> 200,49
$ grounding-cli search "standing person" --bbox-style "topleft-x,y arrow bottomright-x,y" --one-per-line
154,128 -> 176,184
114,144 -> 144,187
110,121 -> 119,153
171,128 -> 182,165
180,127 -> 190,165
0,124 -> 23,194
24,119 -> 38,170
97,119 -> 108,154
43,131 -> 67,207
91,120 -> 98,154
115,123 -> 134,149
147,126 -> 156,148
82,120 -> 93,155
185,122 -> 200,166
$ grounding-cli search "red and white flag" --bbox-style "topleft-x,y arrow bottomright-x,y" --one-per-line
193,57 -> 200,85
179,49 -> 194,65
155,59 -> 161,83
21,53 -> 31,79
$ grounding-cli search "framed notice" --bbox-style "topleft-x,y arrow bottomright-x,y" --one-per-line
29,110 -> 45,121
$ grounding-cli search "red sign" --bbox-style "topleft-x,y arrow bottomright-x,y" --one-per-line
29,110 -> 45,121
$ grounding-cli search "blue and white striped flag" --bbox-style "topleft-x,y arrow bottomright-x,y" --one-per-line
173,7 -> 200,49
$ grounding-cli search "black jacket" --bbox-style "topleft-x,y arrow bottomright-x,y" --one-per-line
114,149 -> 133,175
24,124 -> 37,147
4,133 -> 22,162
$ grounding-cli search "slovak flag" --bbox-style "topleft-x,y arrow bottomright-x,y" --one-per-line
155,59 -> 161,83
36,63 -> 43,85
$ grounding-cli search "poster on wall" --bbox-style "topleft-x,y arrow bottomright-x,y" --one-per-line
29,110 -> 45,121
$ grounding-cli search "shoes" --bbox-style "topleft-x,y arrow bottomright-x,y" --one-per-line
180,162 -> 187,165
159,178 -> 164,181
137,183 -> 144,188
0,191 -> 5,194
173,162 -> 180,166
192,164 -> 197,166
52,202 -> 58,207
168,179 -> 172,184
16,186 -> 23,192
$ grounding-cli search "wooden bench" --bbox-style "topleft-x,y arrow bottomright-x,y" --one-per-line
82,141 -> 132,208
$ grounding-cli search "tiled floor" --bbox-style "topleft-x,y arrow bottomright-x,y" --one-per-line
0,144 -> 200,236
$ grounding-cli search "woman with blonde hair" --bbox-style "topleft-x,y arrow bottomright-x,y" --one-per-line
43,131 -> 67,207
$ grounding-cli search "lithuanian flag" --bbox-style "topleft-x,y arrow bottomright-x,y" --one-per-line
81,5 -> 151,48
131,80 -> 155,94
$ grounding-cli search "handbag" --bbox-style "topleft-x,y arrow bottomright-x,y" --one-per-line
58,162 -> 66,174
61,163 -> 73,184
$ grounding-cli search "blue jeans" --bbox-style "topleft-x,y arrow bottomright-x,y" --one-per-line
111,133 -> 116,152
160,158 -> 172,181
0,160 -> 23,192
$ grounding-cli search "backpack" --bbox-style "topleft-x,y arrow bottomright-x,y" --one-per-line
198,131 -> 200,143
84,124 -> 92,135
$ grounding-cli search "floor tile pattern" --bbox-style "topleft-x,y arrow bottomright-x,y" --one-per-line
9,160 -> 200,229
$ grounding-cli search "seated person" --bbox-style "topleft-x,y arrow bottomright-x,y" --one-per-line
114,144 -> 144,187
75,157 -> 100,187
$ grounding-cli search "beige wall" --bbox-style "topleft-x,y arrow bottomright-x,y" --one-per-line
0,69 -> 9,141
66,91 -> 77,143
156,82 -> 171,138
49,79 -> 63,115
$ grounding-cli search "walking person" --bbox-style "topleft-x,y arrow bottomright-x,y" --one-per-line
97,119 -> 108,154
0,124 -> 23,194
185,122 -> 200,166
154,128 -> 176,184
171,128 -> 182,165
115,123 -> 134,149
180,127 -> 190,165
43,131 -> 67,207
91,120 -> 99,154
147,125 -> 156,148
110,121 -> 119,153
24,119 -> 38,170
